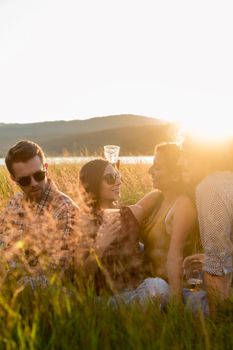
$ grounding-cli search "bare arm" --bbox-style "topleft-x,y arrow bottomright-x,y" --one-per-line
166,196 -> 196,298
128,190 -> 162,225
204,272 -> 232,315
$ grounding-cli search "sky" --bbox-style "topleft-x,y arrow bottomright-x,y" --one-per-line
0,0 -> 233,134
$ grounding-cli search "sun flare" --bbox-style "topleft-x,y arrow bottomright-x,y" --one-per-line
180,117 -> 233,143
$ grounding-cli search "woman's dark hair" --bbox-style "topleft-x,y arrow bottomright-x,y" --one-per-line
155,142 -> 194,198
155,142 -> 181,174
79,159 -> 109,210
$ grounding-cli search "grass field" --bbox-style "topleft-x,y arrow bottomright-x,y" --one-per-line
0,164 -> 233,350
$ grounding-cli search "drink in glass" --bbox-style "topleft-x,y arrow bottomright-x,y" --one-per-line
187,269 -> 203,291
184,260 -> 203,291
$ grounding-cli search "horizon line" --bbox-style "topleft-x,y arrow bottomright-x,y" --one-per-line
0,113 -> 175,126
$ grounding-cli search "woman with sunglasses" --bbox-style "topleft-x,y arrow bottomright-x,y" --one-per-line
79,158 -> 161,223
79,159 -> 122,212
78,159 -> 168,304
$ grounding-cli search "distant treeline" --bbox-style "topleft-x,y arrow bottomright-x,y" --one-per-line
0,115 -> 178,157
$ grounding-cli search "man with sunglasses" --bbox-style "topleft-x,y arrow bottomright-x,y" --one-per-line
0,140 -> 79,253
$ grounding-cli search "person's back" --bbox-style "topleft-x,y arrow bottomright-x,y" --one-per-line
196,171 -> 233,277
181,136 -> 233,313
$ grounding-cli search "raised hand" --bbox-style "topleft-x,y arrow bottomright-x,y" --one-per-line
95,212 -> 122,255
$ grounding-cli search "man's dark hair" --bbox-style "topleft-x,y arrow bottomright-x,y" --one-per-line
5,140 -> 46,176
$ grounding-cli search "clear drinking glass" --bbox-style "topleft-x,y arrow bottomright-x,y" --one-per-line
187,269 -> 203,291
104,145 -> 120,164
184,261 -> 203,291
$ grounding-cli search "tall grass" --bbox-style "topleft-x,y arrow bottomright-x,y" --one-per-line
0,280 -> 233,350
0,164 -> 233,350
4,162 -> 152,206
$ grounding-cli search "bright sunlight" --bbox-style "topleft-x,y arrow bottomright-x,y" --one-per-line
180,116 -> 233,143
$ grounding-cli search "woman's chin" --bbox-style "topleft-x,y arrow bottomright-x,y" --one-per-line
112,192 -> 120,201
112,188 -> 121,198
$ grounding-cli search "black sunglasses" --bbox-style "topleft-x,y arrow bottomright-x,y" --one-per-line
102,172 -> 120,185
16,170 -> 46,187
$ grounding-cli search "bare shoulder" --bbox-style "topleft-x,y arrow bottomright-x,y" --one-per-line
137,189 -> 162,205
143,189 -> 162,199
128,204 -> 143,224
172,194 -> 196,219
148,189 -> 161,195
132,189 -> 163,224
175,194 -> 194,208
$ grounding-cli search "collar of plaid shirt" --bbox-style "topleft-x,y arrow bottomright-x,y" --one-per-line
18,179 -> 57,223
32,179 -> 57,215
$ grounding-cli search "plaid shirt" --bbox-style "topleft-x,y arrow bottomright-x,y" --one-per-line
0,179 -> 79,244
0,180 -> 79,287
196,172 -> 233,276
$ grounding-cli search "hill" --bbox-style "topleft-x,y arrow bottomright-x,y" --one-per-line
0,115 -> 178,156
